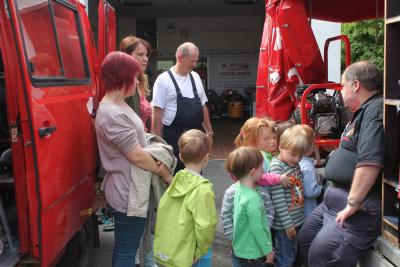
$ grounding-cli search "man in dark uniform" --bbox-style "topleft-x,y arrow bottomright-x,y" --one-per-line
151,42 -> 213,173
298,61 -> 384,266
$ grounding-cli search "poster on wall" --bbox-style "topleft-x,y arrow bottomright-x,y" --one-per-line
208,57 -> 258,95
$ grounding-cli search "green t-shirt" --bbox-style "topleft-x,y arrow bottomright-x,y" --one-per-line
233,183 -> 273,259
261,151 -> 273,172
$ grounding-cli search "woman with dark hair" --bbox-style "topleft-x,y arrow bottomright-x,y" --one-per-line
95,51 -> 172,267
120,35 -> 152,132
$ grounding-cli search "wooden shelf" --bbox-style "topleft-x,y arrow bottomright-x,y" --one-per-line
383,0 -> 400,249
385,99 -> 400,107
386,15 -> 400,25
384,216 -> 399,231
384,178 -> 398,188
383,228 -> 399,246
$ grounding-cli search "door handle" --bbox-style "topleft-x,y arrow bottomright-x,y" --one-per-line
38,126 -> 57,138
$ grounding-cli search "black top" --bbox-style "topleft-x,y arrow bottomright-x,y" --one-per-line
324,93 -> 384,193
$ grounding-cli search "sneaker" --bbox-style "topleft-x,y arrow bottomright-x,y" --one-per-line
98,215 -> 112,225
103,221 -> 114,232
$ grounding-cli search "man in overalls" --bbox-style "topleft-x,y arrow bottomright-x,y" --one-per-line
151,42 -> 213,173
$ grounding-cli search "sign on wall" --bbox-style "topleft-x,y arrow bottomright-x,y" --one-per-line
208,57 -> 258,94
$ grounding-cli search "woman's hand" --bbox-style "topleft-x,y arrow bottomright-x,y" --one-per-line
156,162 -> 173,185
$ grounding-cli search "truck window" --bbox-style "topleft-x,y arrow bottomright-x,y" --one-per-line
16,0 -> 62,78
16,0 -> 89,83
51,0 -> 88,80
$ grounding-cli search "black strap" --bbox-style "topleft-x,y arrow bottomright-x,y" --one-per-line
167,69 -> 182,96
188,73 -> 199,98
167,69 -> 199,98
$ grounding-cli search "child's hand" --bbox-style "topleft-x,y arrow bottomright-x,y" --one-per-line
285,226 -> 296,240
265,251 -> 274,264
279,173 -> 290,188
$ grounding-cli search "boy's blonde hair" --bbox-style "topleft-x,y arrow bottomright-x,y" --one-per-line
279,125 -> 310,156
234,117 -> 276,148
178,129 -> 211,164
226,147 -> 263,179
300,124 -> 315,148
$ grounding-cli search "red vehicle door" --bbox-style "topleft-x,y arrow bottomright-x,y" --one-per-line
97,0 -> 116,100
98,0 -> 116,64
3,0 -> 98,265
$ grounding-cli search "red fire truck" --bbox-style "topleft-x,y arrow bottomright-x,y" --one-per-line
256,0 -> 400,265
0,0 -> 115,266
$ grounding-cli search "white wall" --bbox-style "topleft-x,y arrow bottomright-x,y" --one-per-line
311,20 -> 342,83
208,57 -> 258,94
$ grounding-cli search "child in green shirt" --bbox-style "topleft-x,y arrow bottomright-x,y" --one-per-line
226,147 -> 274,266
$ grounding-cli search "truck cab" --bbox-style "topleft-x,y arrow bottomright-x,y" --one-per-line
0,0 -> 115,265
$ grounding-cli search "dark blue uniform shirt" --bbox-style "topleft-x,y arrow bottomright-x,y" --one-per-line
324,93 -> 384,194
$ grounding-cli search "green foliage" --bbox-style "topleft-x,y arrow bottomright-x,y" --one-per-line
341,19 -> 384,71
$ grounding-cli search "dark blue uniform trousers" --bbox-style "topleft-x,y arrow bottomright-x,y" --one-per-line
297,187 -> 381,267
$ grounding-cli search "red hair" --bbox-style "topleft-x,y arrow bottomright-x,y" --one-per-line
100,51 -> 141,93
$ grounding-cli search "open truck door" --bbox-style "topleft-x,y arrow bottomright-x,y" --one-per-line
97,0 -> 116,100
0,0 -> 98,265
98,0 -> 116,63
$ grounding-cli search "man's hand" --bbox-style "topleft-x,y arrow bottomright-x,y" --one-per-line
206,131 -> 213,147
335,204 -> 359,227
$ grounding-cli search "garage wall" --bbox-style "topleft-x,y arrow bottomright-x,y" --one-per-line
157,16 -> 263,58
118,17 -> 137,42
115,15 -> 341,94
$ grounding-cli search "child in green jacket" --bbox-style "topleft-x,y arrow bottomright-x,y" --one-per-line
154,129 -> 217,267
226,147 -> 274,266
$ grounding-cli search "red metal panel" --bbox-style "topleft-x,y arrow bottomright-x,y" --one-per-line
256,0 -> 326,121
5,0 -> 98,265
0,2 -> 30,254
304,0 -> 384,23
97,0 -> 116,101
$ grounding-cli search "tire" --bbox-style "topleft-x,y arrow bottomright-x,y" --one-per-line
57,217 -> 94,267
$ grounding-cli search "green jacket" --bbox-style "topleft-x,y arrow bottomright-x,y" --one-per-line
154,169 -> 217,267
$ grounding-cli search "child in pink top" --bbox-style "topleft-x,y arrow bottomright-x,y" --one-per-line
234,117 -> 290,187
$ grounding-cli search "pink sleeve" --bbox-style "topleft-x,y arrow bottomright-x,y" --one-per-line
257,172 -> 281,186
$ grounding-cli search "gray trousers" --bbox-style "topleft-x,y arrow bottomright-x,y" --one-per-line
297,187 -> 381,267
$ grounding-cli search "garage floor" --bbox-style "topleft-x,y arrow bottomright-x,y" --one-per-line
209,119 -> 243,160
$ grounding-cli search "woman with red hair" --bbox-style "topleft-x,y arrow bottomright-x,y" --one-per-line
95,51 -> 172,267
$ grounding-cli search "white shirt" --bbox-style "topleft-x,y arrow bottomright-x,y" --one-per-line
151,68 -> 208,126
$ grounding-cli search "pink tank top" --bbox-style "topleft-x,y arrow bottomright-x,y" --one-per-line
140,95 -> 152,132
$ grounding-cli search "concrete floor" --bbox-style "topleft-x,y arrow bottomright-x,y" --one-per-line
90,159 -> 235,267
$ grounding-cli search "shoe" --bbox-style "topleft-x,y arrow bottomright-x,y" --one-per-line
98,214 -> 113,225
103,221 -> 114,232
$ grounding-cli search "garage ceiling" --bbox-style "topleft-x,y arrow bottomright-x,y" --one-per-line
106,0 -> 264,17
